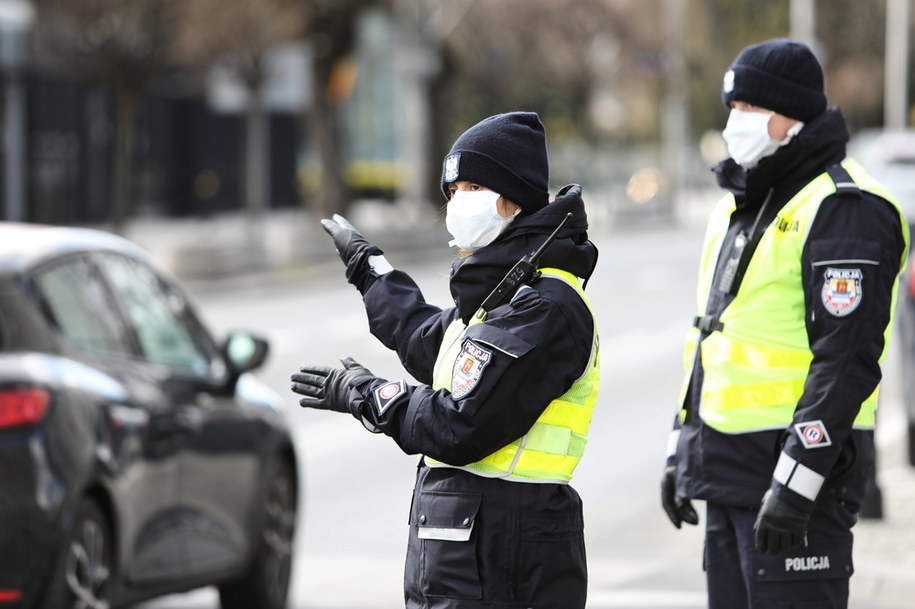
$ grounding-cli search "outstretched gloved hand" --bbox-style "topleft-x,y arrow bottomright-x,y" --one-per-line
320,214 -> 387,290
291,357 -> 374,414
661,465 -> 699,529
322,214 -> 371,266
754,489 -> 811,554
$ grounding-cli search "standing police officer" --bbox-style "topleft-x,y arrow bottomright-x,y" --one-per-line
292,112 -> 600,608
661,39 -> 909,608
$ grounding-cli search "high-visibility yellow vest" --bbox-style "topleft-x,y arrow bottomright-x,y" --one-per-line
680,159 -> 909,434
426,268 -> 600,483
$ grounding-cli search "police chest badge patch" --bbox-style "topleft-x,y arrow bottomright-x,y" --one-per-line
451,339 -> 492,400
821,267 -> 862,317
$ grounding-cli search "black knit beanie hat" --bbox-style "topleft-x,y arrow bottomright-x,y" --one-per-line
722,38 -> 827,123
440,111 -> 549,214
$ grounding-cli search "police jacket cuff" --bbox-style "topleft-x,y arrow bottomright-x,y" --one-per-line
349,376 -> 407,434
344,245 -> 385,292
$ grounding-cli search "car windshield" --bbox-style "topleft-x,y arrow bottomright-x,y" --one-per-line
98,254 -> 218,376
34,256 -> 136,357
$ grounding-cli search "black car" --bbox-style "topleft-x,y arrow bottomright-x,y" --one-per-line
0,223 -> 298,609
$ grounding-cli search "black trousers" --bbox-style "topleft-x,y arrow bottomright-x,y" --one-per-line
404,463 -> 587,609
704,498 -> 857,609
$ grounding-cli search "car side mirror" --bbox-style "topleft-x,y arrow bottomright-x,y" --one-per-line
222,331 -> 270,377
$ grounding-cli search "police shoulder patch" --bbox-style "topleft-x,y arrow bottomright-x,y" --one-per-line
451,339 -> 492,400
794,420 -> 832,449
821,267 -> 863,317
373,380 -> 407,416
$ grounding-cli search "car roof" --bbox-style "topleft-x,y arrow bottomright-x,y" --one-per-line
0,222 -> 154,274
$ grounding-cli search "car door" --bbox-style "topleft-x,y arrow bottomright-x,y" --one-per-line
30,254 -> 188,584
96,253 -> 264,576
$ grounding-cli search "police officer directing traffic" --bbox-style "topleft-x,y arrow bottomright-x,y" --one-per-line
661,38 -> 910,608
292,112 -> 600,608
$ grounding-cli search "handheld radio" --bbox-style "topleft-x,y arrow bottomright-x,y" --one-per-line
476,212 -> 573,318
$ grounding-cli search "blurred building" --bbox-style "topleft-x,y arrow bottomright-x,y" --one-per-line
0,0 -> 32,223
7,3 -> 411,225
24,70 -> 302,225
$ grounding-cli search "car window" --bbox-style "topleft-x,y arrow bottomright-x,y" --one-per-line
33,256 -> 135,356
98,254 -> 218,376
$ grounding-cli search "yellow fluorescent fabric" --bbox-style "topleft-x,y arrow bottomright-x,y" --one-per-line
679,160 -> 907,434
426,268 -> 600,483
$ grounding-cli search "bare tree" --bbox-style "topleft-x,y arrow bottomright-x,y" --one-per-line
176,0 -> 389,220
437,0 -> 654,140
33,0 -> 180,233
172,0 -> 304,257
297,0 -> 391,218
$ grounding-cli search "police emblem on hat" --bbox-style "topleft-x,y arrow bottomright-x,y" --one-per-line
444,153 -> 461,183
451,339 -> 492,400
821,267 -> 862,317
723,69 -> 735,93
795,420 -> 832,449
373,380 -> 407,415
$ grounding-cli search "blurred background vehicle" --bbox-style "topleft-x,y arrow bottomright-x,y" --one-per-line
0,223 -> 299,609
850,129 -> 915,467
894,252 -> 915,467
848,129 -> 915,233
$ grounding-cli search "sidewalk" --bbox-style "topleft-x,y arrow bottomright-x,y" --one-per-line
118,193 -> 664,288
851,423 -> 915,609
120,204 -> 453,289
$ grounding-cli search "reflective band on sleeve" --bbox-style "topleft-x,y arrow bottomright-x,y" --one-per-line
773,451 -> 795,483
360,416 -> 381,434
368,255 -> 394,275
772,452 -> 824,502
666,430 -> 681,458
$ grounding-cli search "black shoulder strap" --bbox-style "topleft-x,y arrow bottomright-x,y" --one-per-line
825,163 -> 860,200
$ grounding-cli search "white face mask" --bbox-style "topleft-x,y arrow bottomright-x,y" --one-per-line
722,109 -> 803,169
446,189 -> 519,252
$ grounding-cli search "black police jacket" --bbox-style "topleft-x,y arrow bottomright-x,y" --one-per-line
344,185 -> 598,606
674,108 -> 907,510
349,185 -> 598,465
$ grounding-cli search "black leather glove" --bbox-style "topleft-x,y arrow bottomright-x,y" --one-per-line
661,464 -> 699,529
754,489 -> 811,554
321,214 -> 371,265
321,214 -> 384,288
291,357 -> 374,414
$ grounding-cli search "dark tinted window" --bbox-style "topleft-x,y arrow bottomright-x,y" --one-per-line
98,254 -> 218,376
34,256 -> 135,356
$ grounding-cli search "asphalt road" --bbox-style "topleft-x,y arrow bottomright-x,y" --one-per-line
138,219 -> 913,609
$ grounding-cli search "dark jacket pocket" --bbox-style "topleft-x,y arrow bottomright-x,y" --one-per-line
414,491 -> 483,599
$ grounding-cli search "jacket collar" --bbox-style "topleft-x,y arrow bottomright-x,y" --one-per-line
713,107 -> 850,210
448,184 -> 599,323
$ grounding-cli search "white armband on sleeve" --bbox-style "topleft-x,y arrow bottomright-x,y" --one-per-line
772,451 -> 824,502
666,430 -> 681,458
360,416 -> 382,434
368,254 -> 393,275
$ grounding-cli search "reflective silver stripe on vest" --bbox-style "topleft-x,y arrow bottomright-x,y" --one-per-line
772,451 -> 825,502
